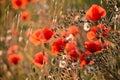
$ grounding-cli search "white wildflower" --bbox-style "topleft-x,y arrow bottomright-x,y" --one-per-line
83,22 -> 90,31
59,60 -> 67,68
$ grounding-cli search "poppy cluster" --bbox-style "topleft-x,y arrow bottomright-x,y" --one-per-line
7,45 -> 22,65
11,0 -> 36,10
29,27 -> 54,46
85,40 -> 110,53
80,51 -> 94,68
79,4 -> 111,68
52,25 -> 79,55
79,39 -> 110,68
11,0 -> 27,9
8,2 -> 112,71
65,42 -> 80,62
87,24 -> 111,40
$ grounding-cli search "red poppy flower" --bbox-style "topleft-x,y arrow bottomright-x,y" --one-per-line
65,42 -> 79,61
7,54 -> 22,65
29,29 -> 43,46
85,40 -> 110,53
68,50 -> 80,62
11,0 -> 27,9
42,27 -> 54,42
80,51 -> 94,68
20,11 -> 31,20
8,45 -> 19,54
87,31 -> 96,40
32,52 -> 47,68
68,25 -> 79,36
29,27 -> 54,45
85,40 -> 102,53
87,24 -> 111,40
52,38 -> 66,55
98,24 -> 111,37
86,4 -> 106,21
66,42 -> 76,51
61,30 -> 69,37
61,26 -> 79,38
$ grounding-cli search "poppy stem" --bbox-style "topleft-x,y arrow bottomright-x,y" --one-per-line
100,0 -> 103,6
114,3 -> 118,32
114,14 -> 117,32
16,13 -> 20,31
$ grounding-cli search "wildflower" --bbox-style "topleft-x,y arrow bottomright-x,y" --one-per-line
66,42 -> 79,62
85,40 -> 110,53
7,54 -> 22,65
83,22 -> 90,31
42,27 -> 54,42
87,24 -> 111,40
61,30 -> 69,37
67,25 -> 79,36
8,45 -> 19,54
66,42 -> 76,51
29,27 -> 54,45
68,50 -> 79,62
61,26 -> 79,37
11,0 -> 27,9
20,11 -> 31,20
52,38 -> 66,55
87,31 -> 96,40
80,51 -> 94,68
59,60 -> 67,68
85,40 -> 102,53
29,29 -> 43,46
86,4 -> 106,21
32,52 -> 47,68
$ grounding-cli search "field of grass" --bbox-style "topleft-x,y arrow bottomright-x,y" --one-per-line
0,0 -> 120,80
